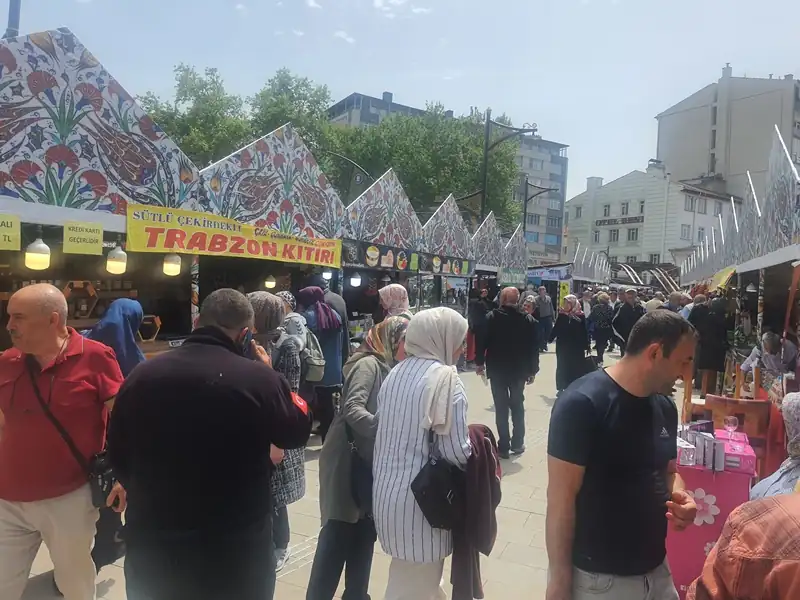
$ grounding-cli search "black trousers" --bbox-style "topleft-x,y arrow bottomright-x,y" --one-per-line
306,518 -> 376,600
125,534 -> 276,600
490,373 -> 526,452
593,329 -> 611,363
273,505 -> 290,550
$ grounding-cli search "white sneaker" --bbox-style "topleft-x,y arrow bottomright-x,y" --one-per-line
275,547 -> 291,572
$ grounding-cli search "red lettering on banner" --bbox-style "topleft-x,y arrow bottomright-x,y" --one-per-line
262,242 -> 278,257
229,236 -> 245,254
246,239 -> 259,255
282,244 -> 297,260
208,234 -> 227,253
144,227 -> 165,248
320,249 -> 331,264
313,247 -> 322,263
164,229 -> 187,250
186,232 -> 208,251
302,245 -> 313,262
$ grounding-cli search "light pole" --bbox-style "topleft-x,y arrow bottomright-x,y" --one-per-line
523,175 -> 558,243
3,0 -> 21,39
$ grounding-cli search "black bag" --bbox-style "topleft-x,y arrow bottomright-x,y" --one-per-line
411,430 -> 463,530
345,424 -> 373,514
25,356 -> 115,509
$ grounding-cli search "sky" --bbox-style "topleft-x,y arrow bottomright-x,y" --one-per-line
8,0 -> 799,200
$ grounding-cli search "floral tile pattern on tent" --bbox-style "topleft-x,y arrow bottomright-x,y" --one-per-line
422,194 -> 473,259
472,211 -> 503,269
345,168 -> 423,249
764,128 -> 798,251
0,28 -> 199,215
504,224 -> 526,271
199,124 -> 346,237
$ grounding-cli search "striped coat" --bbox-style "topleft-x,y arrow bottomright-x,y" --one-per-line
372,356 -> 472,563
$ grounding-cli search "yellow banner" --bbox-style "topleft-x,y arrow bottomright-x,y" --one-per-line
126,206 -> 341,268
63,221 -> 103,255
0,214 -> 20,251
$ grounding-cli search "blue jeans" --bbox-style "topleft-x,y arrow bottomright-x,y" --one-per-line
538,316 -> 553,350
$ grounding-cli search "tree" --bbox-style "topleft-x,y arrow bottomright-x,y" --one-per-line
138,65 -> 252,168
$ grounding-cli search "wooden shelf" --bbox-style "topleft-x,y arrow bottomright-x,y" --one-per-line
68,318 -> 100,329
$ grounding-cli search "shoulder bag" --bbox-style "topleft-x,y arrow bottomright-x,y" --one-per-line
25,355 -> 115,509
345,423 -> 373,514
411,429 -> 463,530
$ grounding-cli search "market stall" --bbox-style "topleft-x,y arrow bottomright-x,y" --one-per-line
527,263 -> 573,307
420,194 -> 474,313
471,212 -> 504,297
342,169 -> 423,331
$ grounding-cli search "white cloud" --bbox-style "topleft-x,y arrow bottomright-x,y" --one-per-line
411,5 -> 432,14
235,3 -> 247,13
333,30 -> 356,44
373,0 -> 384,7
384,12 -> 396,18
292,29 -> 305,36
276,1 -> 283,5
307,0 -> 322,7
387,0 -> 407,5
442,70 -> 463,81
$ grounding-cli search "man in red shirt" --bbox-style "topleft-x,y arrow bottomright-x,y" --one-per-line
0,284 -> 125,600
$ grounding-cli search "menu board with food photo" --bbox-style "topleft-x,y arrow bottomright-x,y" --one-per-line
419,253 -> 474,277
341,239 -> 419,272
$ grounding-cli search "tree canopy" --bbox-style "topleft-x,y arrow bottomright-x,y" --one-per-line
139,67 -> 520,228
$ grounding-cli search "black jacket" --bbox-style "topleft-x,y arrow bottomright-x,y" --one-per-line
107,327 -> 312,541
612,301 -> 646,343
324,288 -> 350,366
476,306 -> 540,378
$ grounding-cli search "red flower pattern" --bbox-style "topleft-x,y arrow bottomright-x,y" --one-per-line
26,71 -> 57,96
294,214 -> 306,229
79,170 -> 108,198
280,199 -> 293,214
75,82 -> 103,112
107,79 -> 132,102
240,150 -> 252,169
138,115 -> 160,141
265,211 -> 279,226
107,193 -> 127,215
255,139 -> 269,155
44,145 -> 79,177
10,160 -> 42,186
0,46 -> 16,76
272,154 -> 286,169
255,218 -> 268,228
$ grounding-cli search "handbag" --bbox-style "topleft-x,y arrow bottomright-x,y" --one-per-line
25,356 -> 115,509
411,429 -> 463,530
345,423 -> 373,514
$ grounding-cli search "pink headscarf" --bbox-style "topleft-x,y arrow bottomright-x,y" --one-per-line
379,284 -> 411,317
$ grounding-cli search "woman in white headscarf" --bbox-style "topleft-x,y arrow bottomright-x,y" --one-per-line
372,307 -> 472,600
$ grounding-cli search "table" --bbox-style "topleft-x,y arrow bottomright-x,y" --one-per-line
666,465 -> 752,599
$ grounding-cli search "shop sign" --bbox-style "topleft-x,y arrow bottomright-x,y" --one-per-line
418,253 -> 473,277
63,221 -> 103,255
0,214 -> 20,251
127,206 -> 341,268
499,267 -> 526,286
594,215 -> 644,227
341,239 -> 418,272
527,265 -> 572,281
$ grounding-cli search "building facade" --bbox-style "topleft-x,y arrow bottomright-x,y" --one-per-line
328,91 -> 447,128
656,64 -> 800,200
566,161 -> 736,283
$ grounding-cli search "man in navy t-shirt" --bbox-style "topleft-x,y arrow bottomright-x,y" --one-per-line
545,311 -> 699,600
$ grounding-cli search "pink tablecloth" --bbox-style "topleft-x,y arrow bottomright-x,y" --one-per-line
666,465 -> 752,599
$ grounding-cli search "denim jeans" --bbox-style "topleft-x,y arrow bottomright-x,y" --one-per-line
572,561 -> 678,600
490,374 -> 526,452
538,316 -> 553,350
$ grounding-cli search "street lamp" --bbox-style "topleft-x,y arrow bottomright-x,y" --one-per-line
3,0 -> 21,39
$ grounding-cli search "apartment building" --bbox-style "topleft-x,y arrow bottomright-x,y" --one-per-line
566,161 -> 736,281
656,64 -> 800,200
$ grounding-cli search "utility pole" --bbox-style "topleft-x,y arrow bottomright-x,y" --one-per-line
479,108 -> 492,222
3,0 -> 21,39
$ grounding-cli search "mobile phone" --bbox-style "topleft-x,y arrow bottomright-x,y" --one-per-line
241,328 -> 254,358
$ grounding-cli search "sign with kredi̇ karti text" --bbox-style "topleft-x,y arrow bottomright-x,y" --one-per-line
63,221 -> 103,255
127,206 -> 342,269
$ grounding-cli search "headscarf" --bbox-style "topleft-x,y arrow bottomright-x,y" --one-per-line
83,298 -> 145,377
379,284 -> 410,317
276,290 -> 296,312
246,291 -> 285,345
297,286 -> 339,331
560,294 -> 583,318
785,393 -> 800,459
344,316 -> 409,377
750,392 -> 800,499
404,307 -> 468,435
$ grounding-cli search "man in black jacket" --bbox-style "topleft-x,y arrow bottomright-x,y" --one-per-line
107,289 -> 311,600
476,287 -> 540,459
612,287 -> 646,357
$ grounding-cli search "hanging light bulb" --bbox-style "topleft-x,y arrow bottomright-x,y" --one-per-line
350,272 -> 362,287
322,269 -> 333,281
265,275 -> 277,289
162,253 -> 181,276
106,242 -> 127,275
381,274 -> 391,283
25,226 -> 50,270
746,283 -> 757,293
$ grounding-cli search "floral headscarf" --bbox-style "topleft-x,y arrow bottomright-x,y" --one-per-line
345,315 -> 409,377
276,291 -> 296,312
379,284 -> 411,317
246,291 -> 285,345
560,294 -> 584,318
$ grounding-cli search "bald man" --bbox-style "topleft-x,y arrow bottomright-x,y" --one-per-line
0,284 -> 125,600
476,286 -> 540,458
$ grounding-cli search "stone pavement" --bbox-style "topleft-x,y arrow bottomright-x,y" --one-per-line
23,350 -> 573,600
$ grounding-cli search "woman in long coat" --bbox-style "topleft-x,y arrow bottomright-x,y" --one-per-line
688,296 -> 728,397
550,294 -> 591,393
306,316 -> 409,600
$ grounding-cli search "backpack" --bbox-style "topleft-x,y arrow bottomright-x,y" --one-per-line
300,329 -> 326,383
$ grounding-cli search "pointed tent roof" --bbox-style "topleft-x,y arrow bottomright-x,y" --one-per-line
0,28 -> 201,221
472,212 -> 504,271
504,224 -> 527,271
199,123 -> 346,237
345,168 -> 423,249
421,194 -> 474,259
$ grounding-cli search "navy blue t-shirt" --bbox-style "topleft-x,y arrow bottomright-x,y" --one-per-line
547,369 -> 678,576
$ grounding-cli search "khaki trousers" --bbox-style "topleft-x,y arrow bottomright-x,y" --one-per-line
0,485 -> 98,600
383,557 -> 446,600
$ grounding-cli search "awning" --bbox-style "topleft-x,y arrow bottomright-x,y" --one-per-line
708,266 -> 736,292
736,244 -> 800,274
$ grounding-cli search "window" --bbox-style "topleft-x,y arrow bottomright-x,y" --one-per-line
549,199 -> 561,210
517,156 -> 524,167
544,234 -> 560,246
681,224 -> 691,240
639,200 -> 645,215
698,198 -> 707,214
609,256 -> 617,264
621,202 -> 629,216
627,228 -> 639,242
525,232 -> 539,243
685,196 -> 696,212
698,226 -> 705,242
714,201 -> 723,216
626,255 -> 638,264
528,158 -> 544,171
533,214 -> 540,225
602,204 -> 611,217
609,229 -> 619,242
575,206 -> 583,219
546,216 -> 561,228
649,253 -> 661,264
592,230 -> 600,243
